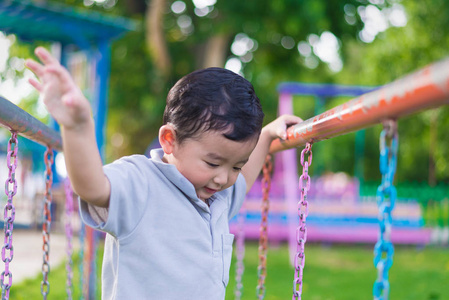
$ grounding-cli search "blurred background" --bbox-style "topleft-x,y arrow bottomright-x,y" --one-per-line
0,1 -> 449,298
0,0 -> 448,184
2,0 -> 449,234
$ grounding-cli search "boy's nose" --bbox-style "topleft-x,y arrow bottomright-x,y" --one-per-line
213,171 -> 228,186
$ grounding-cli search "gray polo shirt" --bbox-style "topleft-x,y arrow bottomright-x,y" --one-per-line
80,148 -> 246,300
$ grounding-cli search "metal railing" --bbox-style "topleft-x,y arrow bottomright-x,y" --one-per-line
0,96 -> 62,151
270,57 -> 449,153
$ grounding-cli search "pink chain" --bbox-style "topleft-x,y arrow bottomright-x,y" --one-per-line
256,155 -> 272,300
293,143 -> 312,300
1,132 -> 18,300
64,178 -> 74,300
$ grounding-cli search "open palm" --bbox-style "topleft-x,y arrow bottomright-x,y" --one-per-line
26,47 -> 92,130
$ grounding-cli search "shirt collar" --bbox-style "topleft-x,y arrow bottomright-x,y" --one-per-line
150,148 -> 210,211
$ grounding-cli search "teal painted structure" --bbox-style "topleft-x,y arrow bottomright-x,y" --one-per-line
0,0 -> 138,159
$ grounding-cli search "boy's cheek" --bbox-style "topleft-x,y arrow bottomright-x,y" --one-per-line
224,174 -> 239,189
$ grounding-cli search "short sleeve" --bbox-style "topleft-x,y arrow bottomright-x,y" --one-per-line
79,155 -> 151,238
227,173 -> 247,220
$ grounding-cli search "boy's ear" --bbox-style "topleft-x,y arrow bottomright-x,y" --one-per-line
159,124 -> 176,154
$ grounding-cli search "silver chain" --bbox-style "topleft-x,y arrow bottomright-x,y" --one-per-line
1,132 -> 18,300
293,143 -> 312,300
41,147 -> 54,299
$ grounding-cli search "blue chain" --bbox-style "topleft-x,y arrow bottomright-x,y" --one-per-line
373,122 -> 398,300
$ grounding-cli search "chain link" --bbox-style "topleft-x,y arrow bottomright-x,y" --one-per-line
1,132 -> 18,300
234,204 -> 246,300
256,155 -> 272,300
373,121 -> 398,300
41,147 -> 54,299
293,143 -> 312,300
64,178 -> 74,300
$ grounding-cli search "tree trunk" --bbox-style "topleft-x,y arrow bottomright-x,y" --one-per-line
201,34 -> 231,69
146,0 -> 172,78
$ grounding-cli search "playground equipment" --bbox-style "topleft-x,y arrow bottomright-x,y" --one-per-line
0,3 -> 448,299
0,96 -> 63,298
233,56 -> 449,300
0,0 -> 136,298
2,62 -> 448,300
0,60 -> 448,300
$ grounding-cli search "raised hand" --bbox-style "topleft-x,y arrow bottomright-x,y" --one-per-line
26,47 -> 110,207
241,114 -> 303,192
25,47 -> 92,130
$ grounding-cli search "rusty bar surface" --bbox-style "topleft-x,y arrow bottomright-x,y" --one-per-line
270,57 -> 449,153
0,96 -> 63,151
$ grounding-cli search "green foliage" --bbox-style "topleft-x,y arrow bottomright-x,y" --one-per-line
0,37 -> 36,82
2,0 -> 449,183
106,29 -> 165,161
338,0 -> 449,183
101,0 -> 367,158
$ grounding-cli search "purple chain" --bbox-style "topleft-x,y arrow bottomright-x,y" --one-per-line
64,178 -> 74,300
1,132 -> 18,300
41,147 -> 54,299
293,143 -> 312,300
234,205 -> 246,300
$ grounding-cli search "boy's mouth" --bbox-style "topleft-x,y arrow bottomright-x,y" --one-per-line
204,187 -> 218,194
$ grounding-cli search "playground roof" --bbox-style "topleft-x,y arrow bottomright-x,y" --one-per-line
0,0 -> 138,46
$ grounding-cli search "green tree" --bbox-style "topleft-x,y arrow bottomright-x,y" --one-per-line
339,0 -> 449,183
3,0 -> 448,185
101,0 -> 365,160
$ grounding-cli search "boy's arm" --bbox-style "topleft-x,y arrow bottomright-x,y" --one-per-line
26,47 -> 110,208
241,115 -> 302,193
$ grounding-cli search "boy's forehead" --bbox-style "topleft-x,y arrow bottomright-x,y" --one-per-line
192,128 -> 259,144
196,131 -> 258,160
205,152 -> 249,164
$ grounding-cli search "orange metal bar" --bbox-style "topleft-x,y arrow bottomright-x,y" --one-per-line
270,57 -> 449,153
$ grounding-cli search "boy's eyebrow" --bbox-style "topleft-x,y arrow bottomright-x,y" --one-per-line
206,153 -> 249,165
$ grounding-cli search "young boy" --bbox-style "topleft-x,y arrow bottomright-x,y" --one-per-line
26,47 -> 301,299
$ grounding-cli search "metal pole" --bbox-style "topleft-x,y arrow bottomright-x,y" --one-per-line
0,97 -> 63,151
270,57 -> 449,153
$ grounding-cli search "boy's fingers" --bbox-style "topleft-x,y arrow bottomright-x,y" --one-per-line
278,115 -> 303,140
46,65 -> 72,83
35,47 -> 59,66
25,59 -> 44,77
279,131 -> 287,140
275,124 -> 288,140
28,78 -> 42,92
285,115 -> 303,126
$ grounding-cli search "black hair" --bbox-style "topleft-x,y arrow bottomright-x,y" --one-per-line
163,67 -> 264,144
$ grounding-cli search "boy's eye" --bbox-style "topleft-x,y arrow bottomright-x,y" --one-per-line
233,167 -> 242,171
206,162 -> 219,167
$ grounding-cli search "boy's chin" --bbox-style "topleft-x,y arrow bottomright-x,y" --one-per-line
197,191 -> 214,202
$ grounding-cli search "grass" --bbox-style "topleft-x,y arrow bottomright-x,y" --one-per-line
226,242 -> 449,300
5,245 -> 103,300
3,242 -> 448,299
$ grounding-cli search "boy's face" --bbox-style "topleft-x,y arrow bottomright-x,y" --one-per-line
165,130 -> 258,202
